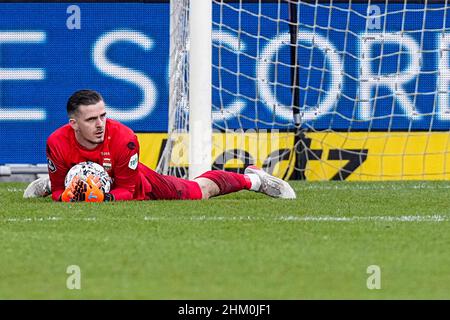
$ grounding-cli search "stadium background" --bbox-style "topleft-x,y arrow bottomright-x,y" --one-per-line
1,1 -> 450,179
1,0 -> 450,301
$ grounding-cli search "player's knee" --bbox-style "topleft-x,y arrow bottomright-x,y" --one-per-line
194,177 -> 220,199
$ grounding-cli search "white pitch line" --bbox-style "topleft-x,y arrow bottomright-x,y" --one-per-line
2,216 -> 95,223
144,214 -> 448,223
295,183 -> 450,191
6,188 -> 25,192
2,215 -> 447,223
277,215 -> 448,222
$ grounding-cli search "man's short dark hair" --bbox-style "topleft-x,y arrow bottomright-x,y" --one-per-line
67,89 -> 103,117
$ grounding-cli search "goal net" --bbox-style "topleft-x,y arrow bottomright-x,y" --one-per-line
158,0 -> 450,181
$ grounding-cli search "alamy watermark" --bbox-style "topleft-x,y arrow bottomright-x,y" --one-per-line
66,5 -> 81,30
367,5 -> 382,30
66,265 -> 81,290
366,265 -> 381,290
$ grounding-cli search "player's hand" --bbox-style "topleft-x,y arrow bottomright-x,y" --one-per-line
72,175 -> 105,202
61,175 -> 80,202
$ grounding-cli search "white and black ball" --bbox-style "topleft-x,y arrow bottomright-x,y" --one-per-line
64,161 -> 112,193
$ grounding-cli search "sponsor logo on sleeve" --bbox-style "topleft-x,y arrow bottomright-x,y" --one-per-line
128,153 -> 138,170
127,142 -> 136,150
47,157 -> 56,173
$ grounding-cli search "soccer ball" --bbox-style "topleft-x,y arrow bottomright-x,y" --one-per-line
64,161 -> 112,193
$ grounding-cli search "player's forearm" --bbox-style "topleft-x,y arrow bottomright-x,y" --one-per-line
110,188 -> 133,201
52,190 -> 63,202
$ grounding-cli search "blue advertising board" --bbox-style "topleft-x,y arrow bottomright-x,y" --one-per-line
0,2 -> 450,163
212,1 -> 450,132
0,3 -> 169,163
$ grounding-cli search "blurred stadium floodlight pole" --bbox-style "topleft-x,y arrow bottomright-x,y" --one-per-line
188,0 -> 212,180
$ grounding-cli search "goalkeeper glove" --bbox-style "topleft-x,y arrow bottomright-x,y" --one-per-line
72,175 -> 105,202
61,175 -> 80,202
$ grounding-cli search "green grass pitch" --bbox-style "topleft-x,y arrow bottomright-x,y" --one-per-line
0,181 -> 449,299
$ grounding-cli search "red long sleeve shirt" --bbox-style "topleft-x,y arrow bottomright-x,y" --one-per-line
46,119 -> 151,201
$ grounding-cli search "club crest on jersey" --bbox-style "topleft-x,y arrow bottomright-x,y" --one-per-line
128,153 -> 138,170
102,158 -> 112,172
47,157 -> 56,173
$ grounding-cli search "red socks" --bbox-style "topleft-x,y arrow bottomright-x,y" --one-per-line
197,170 -> 252,195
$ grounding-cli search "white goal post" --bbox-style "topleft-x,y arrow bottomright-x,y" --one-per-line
158,0 -> 450,181
188,0 -> 213,179
158,0 -> 212,179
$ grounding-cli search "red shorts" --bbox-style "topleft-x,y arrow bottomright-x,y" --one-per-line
135,164 -> 203,200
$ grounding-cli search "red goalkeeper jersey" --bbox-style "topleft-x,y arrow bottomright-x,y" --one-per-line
46,118 -> 152,201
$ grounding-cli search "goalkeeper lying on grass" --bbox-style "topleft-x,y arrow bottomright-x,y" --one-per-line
24,89 -> 296,202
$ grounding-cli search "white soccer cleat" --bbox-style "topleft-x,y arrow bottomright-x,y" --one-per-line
244,165 -> 296,199
23,176 -> 51,198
